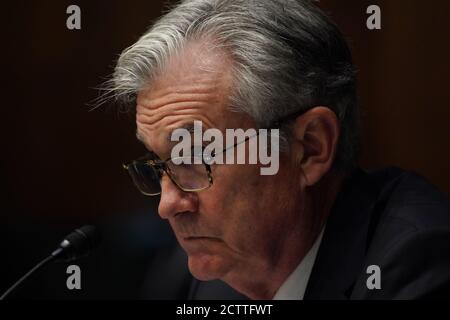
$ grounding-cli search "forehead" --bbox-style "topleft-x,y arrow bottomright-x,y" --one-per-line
135,40 -> 234,154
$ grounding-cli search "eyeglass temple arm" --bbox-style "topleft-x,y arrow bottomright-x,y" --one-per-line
211,132 -> 259,157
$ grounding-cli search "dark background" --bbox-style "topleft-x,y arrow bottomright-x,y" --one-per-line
1,0 -> 449,299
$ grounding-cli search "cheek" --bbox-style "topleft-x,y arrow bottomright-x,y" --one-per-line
200,165 -> 276,252
225,167 -> 299,253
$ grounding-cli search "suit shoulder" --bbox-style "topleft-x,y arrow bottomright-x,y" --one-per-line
352,168 -> 450,298
369,167 -> 450,232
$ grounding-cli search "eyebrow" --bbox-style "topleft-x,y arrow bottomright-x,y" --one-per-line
136,131 -> 144,143
135,122 -> 200,153
167,123 -> 196,143
136,131 -> 149,149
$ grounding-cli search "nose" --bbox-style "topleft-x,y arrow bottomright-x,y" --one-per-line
158,174 -> 199,220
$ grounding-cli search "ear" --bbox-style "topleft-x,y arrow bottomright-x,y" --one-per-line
290,106 -> 340,186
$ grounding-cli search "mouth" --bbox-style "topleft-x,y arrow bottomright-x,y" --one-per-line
183,236 -> 222,243
178,236 -> 227,256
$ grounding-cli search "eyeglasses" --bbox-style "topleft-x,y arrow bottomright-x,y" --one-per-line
122,134 -> 257,196
123,108 -> 312,196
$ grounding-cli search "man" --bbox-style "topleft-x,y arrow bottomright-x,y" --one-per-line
107,0 -> 450,299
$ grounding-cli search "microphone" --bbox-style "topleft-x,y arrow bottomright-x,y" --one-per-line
51,225 -> 101,262
0,225 -> 101,300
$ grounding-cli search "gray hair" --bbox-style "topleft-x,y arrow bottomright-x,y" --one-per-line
106,0 -> 360,172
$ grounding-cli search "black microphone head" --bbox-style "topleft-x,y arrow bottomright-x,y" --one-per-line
53,225 -> 102,262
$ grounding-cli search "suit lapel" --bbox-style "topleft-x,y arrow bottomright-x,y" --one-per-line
304,169 -> 380,299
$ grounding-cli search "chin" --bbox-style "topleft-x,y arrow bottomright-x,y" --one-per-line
187,253 -> 230,281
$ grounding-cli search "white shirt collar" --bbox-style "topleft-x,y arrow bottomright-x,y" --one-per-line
272,226 -> 325,300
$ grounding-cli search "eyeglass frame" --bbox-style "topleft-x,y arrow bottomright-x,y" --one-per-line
122,132 -> 259,196
122,108 -> 312,196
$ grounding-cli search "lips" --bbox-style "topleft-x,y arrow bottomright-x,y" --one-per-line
183,236 -> 221,242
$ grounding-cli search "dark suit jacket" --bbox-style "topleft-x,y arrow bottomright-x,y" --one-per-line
142,167 -> 450,299
304,167 -> 450,299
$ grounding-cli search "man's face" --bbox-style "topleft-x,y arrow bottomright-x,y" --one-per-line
135,43 -> 305,282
